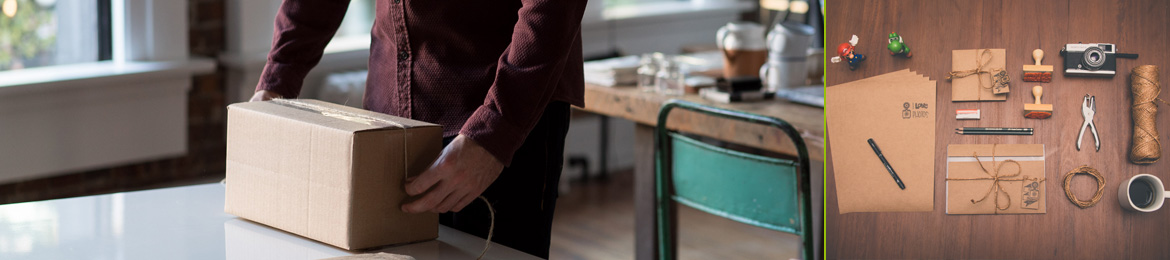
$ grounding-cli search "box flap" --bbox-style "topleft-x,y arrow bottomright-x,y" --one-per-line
228,99 -> 439,134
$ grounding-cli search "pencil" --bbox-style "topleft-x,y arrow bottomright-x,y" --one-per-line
955,130 -> 1034,135
959,127 -> 1034,131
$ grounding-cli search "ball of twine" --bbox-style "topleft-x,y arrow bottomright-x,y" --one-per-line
1063,166 -> 1105,209
1130,65 -> 1161,164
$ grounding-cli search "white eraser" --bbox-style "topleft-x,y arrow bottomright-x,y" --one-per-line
956,109 -> 980,120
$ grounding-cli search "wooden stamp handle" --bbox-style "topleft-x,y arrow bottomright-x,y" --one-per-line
1033,85 -> 1044,104
1033,49 -> 1044,66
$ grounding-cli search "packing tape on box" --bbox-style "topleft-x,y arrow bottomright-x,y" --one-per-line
271,98 -> 402,127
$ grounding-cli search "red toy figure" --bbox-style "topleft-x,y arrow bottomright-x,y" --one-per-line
831,35 -> 866,70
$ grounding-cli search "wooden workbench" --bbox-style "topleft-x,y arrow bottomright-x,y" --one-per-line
826,1 -> 1170,258
579,83 -> 825,259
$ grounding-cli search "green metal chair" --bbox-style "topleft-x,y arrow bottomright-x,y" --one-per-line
655,100 -> 813,260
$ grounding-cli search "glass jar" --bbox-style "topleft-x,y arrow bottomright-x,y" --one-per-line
656,58 -> 685,96
637,53 -> 662,92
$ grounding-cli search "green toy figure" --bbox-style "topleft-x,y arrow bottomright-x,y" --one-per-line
887,32 -> 912,57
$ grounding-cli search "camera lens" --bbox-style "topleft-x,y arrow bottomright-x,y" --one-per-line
1082,46 -> 1106,70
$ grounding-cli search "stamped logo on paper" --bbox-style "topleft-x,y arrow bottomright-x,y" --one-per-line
1021,180 -> 1041,209
902,102 -> 930,119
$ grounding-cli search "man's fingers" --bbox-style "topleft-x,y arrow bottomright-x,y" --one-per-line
401,181 -> 452,213
405,164 -> 445,196
450,192 -> 480,212
250,90 -> 282,102
433,190 -> 465,213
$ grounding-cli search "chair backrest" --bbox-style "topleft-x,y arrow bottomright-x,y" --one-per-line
655,99 -> 812,260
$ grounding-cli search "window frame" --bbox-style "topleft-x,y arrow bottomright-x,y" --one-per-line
0,0 -> 114,71
0,0 -> 214,179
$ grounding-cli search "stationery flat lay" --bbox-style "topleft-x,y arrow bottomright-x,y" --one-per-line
826,0 -> 1170,258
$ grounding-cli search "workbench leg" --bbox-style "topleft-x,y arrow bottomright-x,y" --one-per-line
598,115 -> 609,179
634,123 -> 659,260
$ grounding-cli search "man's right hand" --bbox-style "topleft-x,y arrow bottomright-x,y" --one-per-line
250,90 -> 283,102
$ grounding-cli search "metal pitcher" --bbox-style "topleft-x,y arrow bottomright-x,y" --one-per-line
759,22 -> 815,92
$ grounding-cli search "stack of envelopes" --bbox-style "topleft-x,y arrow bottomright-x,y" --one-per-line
827,69 -> 936,213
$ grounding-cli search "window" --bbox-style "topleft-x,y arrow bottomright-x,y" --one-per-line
336,0 -> 375,39
0,0 -> 111,71
604,0 -> 685,8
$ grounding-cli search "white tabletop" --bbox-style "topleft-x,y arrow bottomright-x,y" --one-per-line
0,183 -> 538,260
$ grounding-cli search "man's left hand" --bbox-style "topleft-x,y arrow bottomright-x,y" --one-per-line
401,135 -> 504,213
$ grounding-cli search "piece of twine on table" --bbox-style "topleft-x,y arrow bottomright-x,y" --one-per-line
1130,65 -> 1163,164
946,145 -> 1045,211
945,49 -> 1007,91
1063,165 -> 1105,209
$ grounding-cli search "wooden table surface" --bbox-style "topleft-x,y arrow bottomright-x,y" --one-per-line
826,0 -> 1170,259
581,83 -> 825,160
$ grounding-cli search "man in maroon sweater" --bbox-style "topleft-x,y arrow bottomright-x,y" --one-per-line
250,0 -> 586,257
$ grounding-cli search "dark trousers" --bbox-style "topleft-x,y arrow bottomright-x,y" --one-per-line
440,101 -> 570,259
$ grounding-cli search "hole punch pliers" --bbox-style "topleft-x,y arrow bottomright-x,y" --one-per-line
1077,95 -> 1099,151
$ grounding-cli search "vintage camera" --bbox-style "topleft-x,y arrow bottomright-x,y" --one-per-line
1060,43 -> 1138,77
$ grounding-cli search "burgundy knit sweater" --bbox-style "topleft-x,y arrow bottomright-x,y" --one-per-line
256,0 -> 586,165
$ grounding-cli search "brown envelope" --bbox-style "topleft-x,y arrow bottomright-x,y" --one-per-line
951,49 -> 1008,101
828,69 -> 935,213
946,144 -> 1046,214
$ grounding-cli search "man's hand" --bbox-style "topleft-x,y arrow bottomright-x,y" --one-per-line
402,135 -> 504,213
250,90 -> 283,102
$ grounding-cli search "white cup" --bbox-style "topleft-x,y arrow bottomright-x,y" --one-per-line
1118,174 -> 1170,212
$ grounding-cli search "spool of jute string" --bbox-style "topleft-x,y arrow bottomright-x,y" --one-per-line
1130,65 -> 1162,164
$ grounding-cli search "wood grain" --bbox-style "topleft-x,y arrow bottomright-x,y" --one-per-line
826,0 -> 1170,258
581,84 -> 825,161
548,170 -> 800,260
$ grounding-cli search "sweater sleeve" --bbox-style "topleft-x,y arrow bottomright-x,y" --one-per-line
255,0 -> 351,98
458,0 -> 587,165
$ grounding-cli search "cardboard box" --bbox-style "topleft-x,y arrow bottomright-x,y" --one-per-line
225,99 -> 442,250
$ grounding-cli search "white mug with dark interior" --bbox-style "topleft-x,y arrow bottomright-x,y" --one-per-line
1118,174 -> 1170,212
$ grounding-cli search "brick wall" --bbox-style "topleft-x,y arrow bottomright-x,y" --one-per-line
0,0 -> 229,204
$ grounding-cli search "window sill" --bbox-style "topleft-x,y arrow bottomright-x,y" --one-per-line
591,1 -> 754,28
219,36 -> 371,103
0,59 -> 218,96
0,58 -> 215,182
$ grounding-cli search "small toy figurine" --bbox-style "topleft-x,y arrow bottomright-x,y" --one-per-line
887,32 -> 912,57
830,35 -> 865,70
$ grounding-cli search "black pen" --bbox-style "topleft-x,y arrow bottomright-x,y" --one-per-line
867,138 -> 906,190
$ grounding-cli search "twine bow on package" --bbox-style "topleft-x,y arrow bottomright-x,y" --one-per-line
946,144 -> 1047,214
948,49 -> 1010,101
